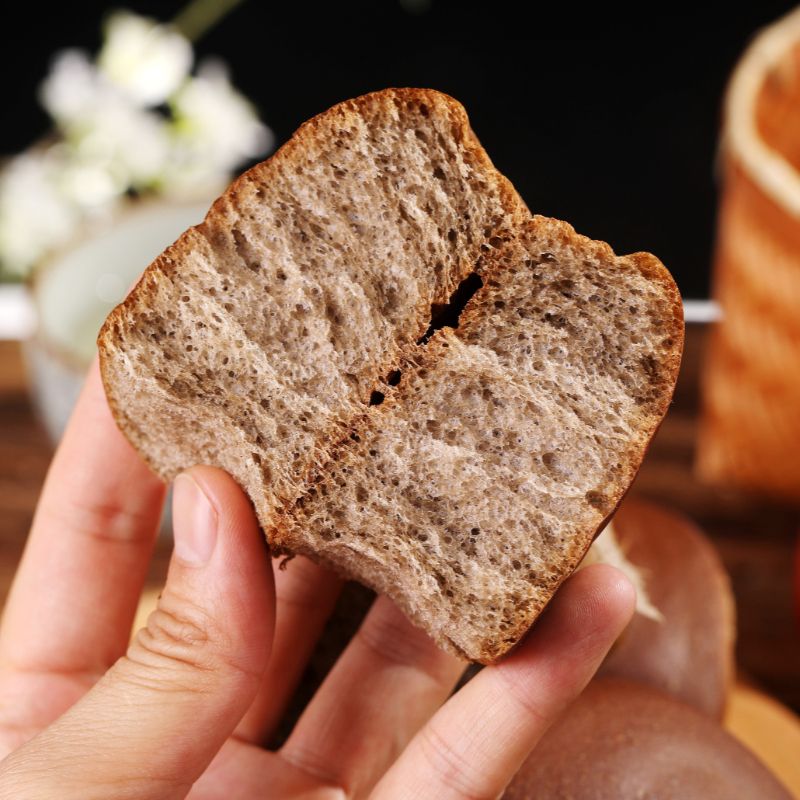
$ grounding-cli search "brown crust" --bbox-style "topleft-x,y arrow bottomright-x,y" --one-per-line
461,218 -> 684,661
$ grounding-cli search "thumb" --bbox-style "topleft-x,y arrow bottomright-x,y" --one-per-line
0,466 -> 275,800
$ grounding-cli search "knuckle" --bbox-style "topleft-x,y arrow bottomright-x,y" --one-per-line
278,744 -> 348,795
142,601 -> 210,652
356,600 -> 452,678
39,495 -> 157,545
419,723 -> 495,800
123,598 -> 217,690
122,592 -> 261,692
495,667 -> 549,727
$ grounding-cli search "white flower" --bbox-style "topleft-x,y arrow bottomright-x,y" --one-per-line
59,156 -> 123,208
70,101 -> 171,191
0,10 -> 272,277
97,11 -> 192,107
40,40 -> 173,193
0,150 -> 79,276
39,50 -> 107,123
169,59 -> 272,185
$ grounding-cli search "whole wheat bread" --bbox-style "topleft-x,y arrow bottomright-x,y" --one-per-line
99,88 -> 683,663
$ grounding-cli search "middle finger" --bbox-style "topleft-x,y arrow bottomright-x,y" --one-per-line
234,555 -> 342,745
280,596 -> 464,797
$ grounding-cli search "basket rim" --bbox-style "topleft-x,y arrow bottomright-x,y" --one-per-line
726,7 -> 800,218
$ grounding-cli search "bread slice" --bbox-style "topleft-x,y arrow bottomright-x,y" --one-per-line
98,88 -> 683,663
283,219 -> 683,660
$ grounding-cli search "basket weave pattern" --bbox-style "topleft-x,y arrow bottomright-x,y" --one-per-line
698,12 -> 800,501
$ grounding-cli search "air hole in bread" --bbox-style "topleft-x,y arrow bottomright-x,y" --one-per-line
417,271 -> 483,345
365,269 -> 482,408
585,490 -> 608,510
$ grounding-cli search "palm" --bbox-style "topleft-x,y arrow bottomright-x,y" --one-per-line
0,669 -> 90,755
194,743 -> 348,799
0,659 -> 368,799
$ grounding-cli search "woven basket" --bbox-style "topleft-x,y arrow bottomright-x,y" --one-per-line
697,8 -> 800,502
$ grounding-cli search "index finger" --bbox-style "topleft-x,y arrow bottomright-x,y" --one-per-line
0,360 -> 165,678
371,564 -> 635,800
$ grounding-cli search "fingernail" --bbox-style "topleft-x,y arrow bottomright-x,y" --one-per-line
173,474 -> 218,567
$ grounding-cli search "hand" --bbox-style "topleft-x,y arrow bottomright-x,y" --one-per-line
0,362 -> 634,799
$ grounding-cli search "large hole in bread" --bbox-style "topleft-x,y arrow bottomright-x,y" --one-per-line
417,271 -> 483,345
367,273 -> 483,407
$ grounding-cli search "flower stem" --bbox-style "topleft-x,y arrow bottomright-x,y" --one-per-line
172,0 -> 246,43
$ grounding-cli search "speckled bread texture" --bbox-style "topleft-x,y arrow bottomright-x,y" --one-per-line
504,678 -> 793,799
286,220 -> 683,660
99,88 -> 528,514
99,88 -> 683,663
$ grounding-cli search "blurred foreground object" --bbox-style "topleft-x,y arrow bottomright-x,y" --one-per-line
698,8 -> 800,501
25,199 -> 209,441
597,500 -> 735,719
504,678 -> 794,799
0,4 -> 273,443
0,6 -> 271,282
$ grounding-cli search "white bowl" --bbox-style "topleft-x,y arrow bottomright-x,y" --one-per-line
25,197 -> 212,441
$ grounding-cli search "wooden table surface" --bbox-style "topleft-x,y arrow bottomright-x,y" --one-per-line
1,325 -> 799,713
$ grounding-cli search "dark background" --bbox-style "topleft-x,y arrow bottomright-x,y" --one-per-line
1,1 -> 796,298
